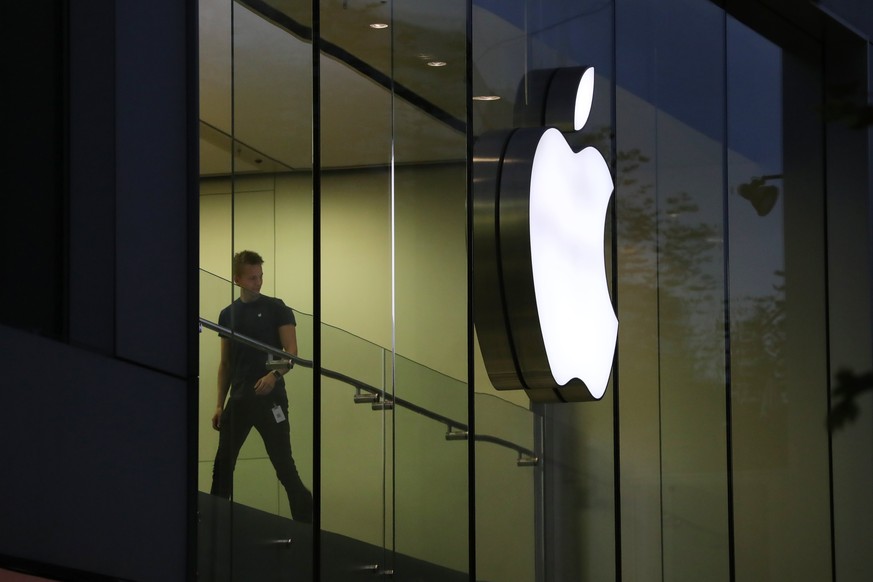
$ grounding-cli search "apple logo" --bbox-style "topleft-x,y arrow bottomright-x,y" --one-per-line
473,66 -> 617,402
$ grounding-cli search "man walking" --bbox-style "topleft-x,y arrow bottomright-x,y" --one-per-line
210,250 -> 313,523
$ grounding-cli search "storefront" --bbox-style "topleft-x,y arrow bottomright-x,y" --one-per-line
2,0 -> 871,580
194,0 -> 873,580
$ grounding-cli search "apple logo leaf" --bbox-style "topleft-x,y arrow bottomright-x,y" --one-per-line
574,67 -> 595,131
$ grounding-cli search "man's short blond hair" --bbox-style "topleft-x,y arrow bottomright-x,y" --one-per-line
232,250 -> 264,278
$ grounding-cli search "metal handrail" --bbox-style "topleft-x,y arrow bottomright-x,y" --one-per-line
199,317 -> 539,463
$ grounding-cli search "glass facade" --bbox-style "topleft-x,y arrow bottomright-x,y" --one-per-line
198,0 -> 470,578
196,0 -> 873,580
11,0 -> 873,580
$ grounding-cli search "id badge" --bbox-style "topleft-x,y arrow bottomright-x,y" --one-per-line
272,404 -> 286,423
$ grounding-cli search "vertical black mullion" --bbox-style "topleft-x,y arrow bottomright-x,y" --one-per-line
62,0 -> 71,344
651,5 -> 666,581
186,0 -> 201,579
821,23 -> 837,582
610,1 -> 622,580
532,406 -> 545,582
465,0 -> 476,578
721,12 -> 737,582
311,0 -> 322,578
228,4 -> 237,575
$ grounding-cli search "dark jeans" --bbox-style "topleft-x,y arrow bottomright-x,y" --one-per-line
211,397 -> 313,523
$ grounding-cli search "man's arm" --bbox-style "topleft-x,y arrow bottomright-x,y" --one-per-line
253,324 -> 298,396
212,338 -> 231,430
279,323 -> 298,358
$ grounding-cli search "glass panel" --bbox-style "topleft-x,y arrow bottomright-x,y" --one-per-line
316,0 -> 471,576
474,394 -> 538,582
394,356 -> 468,573
199,3 -> 236,573
319,0 -> 393,574
470,4 -> 539,576
525,2 -> 617,580
726,17 -> 831,580
651,3 -> 729,580
615,0 -> 663,577
617,0 -> 732,578
199,0 -> 314,578
472,1 -> 616,579
391,0 -> 469,574
197,269 -> 234,581
824,21 -> 873,580
393,164 -> 468,574
198,269 -> 315,580
318,321 -> 391,570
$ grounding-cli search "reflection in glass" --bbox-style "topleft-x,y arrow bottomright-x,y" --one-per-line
727,17 -> 830,580
617,1 -> 734,579
653,3 -> 729,578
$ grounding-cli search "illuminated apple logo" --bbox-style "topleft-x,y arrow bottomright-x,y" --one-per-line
473,66 -> 617,402
529,68 -> 617,397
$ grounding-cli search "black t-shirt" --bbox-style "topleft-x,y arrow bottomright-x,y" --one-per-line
218,295 -> 296,400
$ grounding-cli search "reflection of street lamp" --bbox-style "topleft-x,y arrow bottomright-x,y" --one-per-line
737,174 -> 781,216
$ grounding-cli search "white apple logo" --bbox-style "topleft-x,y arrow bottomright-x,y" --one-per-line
528,67 -> 617,399
473,66 -> 617,402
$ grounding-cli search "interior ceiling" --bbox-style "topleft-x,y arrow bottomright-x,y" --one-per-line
199,0 -> 834,178
200,0 -> 476,175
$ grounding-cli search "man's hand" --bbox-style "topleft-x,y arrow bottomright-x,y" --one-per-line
212,406 -> 224,430
254,372 -> 277,396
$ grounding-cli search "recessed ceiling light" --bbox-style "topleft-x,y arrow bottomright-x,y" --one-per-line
369,23 -> 388,29
427,61 -> 447,67
473,95 -> 501,101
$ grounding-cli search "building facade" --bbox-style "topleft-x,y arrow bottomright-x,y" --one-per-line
2,0 -> 872,580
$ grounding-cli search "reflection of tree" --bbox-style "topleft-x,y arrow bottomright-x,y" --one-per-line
729,274 -> 787,415
829,370 -> 873,430
612,134 -> 792,436
821,80 -> 873,431
612,139 -> 729,386
611,132 -> 870,435
729,275 -> 791,466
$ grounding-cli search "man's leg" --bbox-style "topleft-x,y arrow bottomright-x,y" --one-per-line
255,402 -> 313,523
211,399 -> 254,499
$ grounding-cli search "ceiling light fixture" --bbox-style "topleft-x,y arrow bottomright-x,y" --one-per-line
369,23 -> 388,29
427,61 -> 447,67
473,95 -> 501,101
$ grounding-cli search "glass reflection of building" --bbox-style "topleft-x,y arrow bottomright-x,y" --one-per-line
2,0 -> 873,580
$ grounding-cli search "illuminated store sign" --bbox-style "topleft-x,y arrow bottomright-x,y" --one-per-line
473,67 -> 618,403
